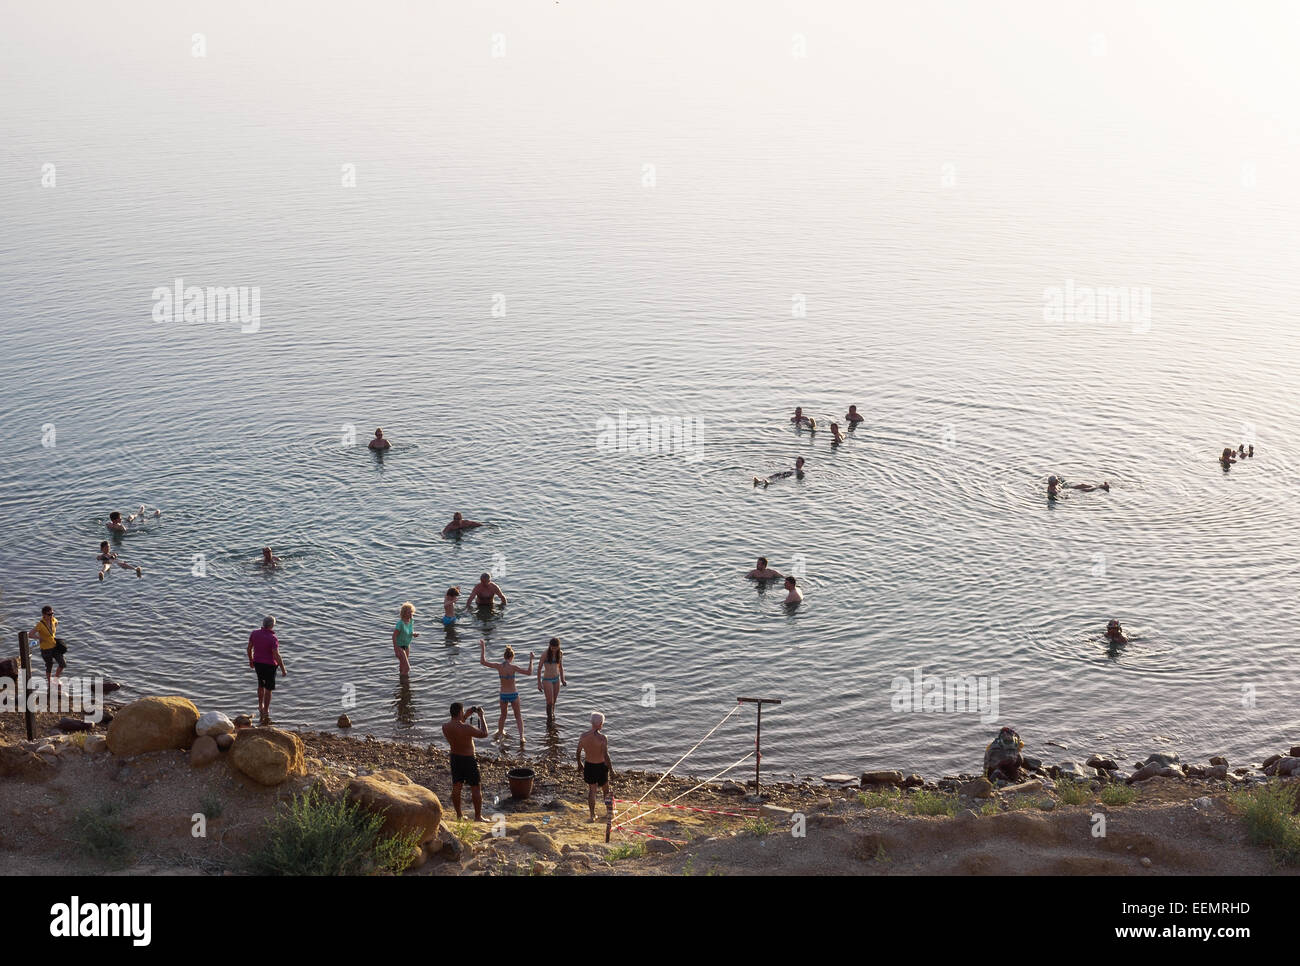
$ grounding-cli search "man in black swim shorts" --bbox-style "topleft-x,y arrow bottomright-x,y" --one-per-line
443,702 -> 489,821
577,712 -> 613,824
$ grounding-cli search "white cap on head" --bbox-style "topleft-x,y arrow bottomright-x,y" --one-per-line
591,712 -> 604,729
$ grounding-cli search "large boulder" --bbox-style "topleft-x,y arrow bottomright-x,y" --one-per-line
106,697 -> 200,757
229,727 -> 306,785
345,769 -> 444,845
195,711 -> 236,738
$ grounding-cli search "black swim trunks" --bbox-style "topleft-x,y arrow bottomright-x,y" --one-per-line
254,662 -> 278,690
41,640 -> 67,673
450,753 -> 481,786
583,761 -> 609,786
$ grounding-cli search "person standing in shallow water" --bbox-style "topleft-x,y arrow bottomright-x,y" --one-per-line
368,428 -> 390,451
392,601 -> 418,676
480,639 -> 533,746
247,615 -> 287,724
537,637 -> 566,721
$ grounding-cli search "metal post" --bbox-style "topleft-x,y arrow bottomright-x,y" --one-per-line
738,697 -> 781,797
18,631 -> 33,740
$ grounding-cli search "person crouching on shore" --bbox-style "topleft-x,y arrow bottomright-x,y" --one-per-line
247,615 -> 287,724
577,712 -> 613,825
442,702 -> 489,822
392,601 -> 419,676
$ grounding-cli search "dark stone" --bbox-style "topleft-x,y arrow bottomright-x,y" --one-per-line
1086,755 -> 1118,770
56,717 -> 92,733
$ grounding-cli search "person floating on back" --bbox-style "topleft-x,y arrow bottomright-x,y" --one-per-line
844,405 -> 864,425
442,512 -> 483,536
1048,475 -> 1109,496
537,637 -> 566,721
754,456 -> 806,487
577,712 -> 613,825
746,557 -> 783,580
442,701 -> 489,822
97,541 -> 141,580
368,428 -> 391,451
480,639 -> 533,746
392,601 -> 419,677
466,573 -> 507,614
247,615 -> 287,725
106,505 -> 160,532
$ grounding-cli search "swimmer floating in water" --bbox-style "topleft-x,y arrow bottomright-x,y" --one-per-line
746,557 -> 783,581
368,428 -> 391,451
106,505 -> 161,532
754,456 -> 806,487
783,575 -> 803,605
442,512 -> 483,536
1105,619 -> 1128,645
844,405 -> 864,425
790,407 -> 814,429
1220,448 -> 1237,467
480,639 -> 534,745
829,422 -> 845,445
1048,475 -> 1109,496
258,547 -> 283,567
96,541 -> 141,580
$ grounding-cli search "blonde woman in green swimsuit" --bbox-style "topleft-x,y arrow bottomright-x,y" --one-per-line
392,601 -> 419,676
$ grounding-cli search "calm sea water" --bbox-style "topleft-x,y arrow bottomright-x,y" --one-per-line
3,1 -> 1300,779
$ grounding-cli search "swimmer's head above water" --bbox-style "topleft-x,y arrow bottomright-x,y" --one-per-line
795,457 -> 806,470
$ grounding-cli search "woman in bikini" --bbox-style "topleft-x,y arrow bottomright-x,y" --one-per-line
536,637 -> 566,722
479,639 -> 534,745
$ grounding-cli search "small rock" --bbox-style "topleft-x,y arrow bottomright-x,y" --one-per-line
1205,764 -> 1228,780
1290,746 -> 1300,759
56,716 -> 93,733
859,770 -> 904,787
1086,755 -> 1118,770
759,804 -> 795,821
719,781 -> 746,795
338,714 -> 352,729
1144,752 -> 1180,767
1192,797 -> 1213,810
215,733 -> 234,752
1000,779 -> 1043,795
195,711 -> 236,737
901,774 -> 924,788
1209,756 -> 1228,767
190,735 -> 219,768
645,838 -> 678,854
520,831 -> 561,858
84,735 -> 107,754
1139,856 -> 1152,868
821,773 -> 856,784
959,777 -> 994,799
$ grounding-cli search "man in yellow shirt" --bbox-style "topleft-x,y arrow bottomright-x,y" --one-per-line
30,605 -> 66,678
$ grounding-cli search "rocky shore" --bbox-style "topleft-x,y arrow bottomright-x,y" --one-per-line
5,692 -> 1300,876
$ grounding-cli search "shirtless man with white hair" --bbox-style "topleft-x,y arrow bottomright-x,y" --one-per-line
577,713 -> 613,824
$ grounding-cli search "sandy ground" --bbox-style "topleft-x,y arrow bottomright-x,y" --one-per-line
2,711 -> 1296,876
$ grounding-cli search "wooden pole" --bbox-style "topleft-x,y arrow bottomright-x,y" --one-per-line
17,631 -> 34,740
738,697 -> 781,797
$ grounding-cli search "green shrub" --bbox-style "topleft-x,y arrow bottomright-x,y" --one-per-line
1099,784 -> 1136,806
248,788 -> 420,876
1231,782 -> 1300,865
911,790 -> 958,817
857,788 -> 904,810
1055,779 -> 1094,805
199,792 -> 224,820
73,800 -> 131,868
743,817 -> 774,836
605,841 -> 646,862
